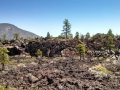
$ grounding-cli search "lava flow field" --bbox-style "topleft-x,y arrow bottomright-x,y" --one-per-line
0,57 -> 120,90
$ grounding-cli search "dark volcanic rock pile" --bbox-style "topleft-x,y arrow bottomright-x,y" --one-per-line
25,39 -> 80,57
2,37 -> 120,58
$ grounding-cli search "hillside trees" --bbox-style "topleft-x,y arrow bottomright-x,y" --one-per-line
46,32 -> 51,39
58,34 -> 64,39
80,34 -> 85,42
2,33 -> 7,40
85,32 -> 90,39
14,32 -> 20,40
107,29 -> 114,38
74,32 -> 80,40
76,43 -> 86,60
0,47 -> 9,71
68,33 -> 73,39
115,34 -> 120,40
62,19 -> 71,39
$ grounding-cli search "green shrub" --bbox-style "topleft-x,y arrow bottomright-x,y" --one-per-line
0,47 -> 9,71
95,64 -> 113,75
36,49 -> 42,57
0,86 -> 15,90
76,43 -> 86,60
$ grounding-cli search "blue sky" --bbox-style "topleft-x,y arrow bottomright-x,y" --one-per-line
0,0 -> 120,37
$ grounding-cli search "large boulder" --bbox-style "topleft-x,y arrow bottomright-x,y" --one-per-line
61,47 -> 76,57
25,73 -> 38,83
25,41 -> 66,57
7,46 -> 23,55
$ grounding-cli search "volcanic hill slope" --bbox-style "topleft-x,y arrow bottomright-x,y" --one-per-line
0,23 -> 39,39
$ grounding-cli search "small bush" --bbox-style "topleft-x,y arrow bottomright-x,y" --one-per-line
0,86 -> 16,90
0,47 -> 9,71
76,43 -> 86,60
36,49 -> 42,57
42,56 -> 48,61
95,64 -> 113,75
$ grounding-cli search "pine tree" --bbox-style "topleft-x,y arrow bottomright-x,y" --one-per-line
107,36 -> 115,50
62,19 -> 71,39
2,33 -> 7,40
85,32 -> 90,39
80,34 -> 84,42
76,43 -> 86,60
14,32 -> 20,40
46,32 -> 51,39
107,29 -> 115,50
74,32 -> 79,40
0,47 -> 9,71
107,29 -> 114,38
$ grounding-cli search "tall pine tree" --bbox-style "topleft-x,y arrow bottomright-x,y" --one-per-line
62,19 -> 71,39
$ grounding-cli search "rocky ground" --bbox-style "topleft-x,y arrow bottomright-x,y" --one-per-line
0,57 -> 120,90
